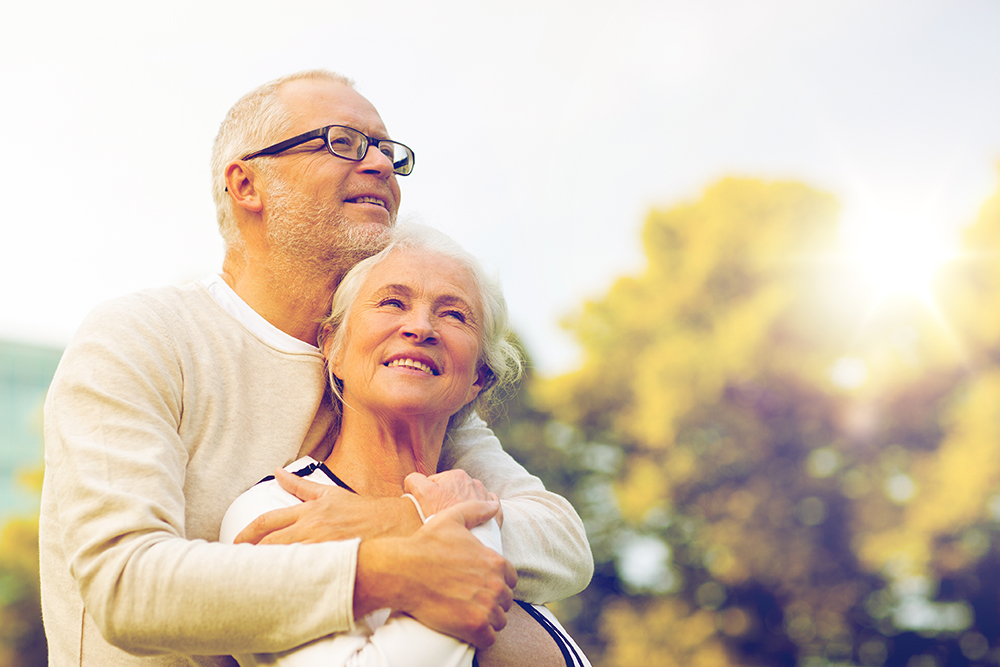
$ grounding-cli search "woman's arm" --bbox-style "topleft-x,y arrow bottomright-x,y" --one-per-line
231,415 -> 593,607
476,603 -> 592,667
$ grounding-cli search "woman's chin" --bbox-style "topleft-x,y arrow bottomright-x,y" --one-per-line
367,396 -> 463,425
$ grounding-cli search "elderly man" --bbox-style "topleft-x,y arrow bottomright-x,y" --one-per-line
39,70 -> 592,666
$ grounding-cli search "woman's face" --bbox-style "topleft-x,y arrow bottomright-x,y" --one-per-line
328,248 -> 486,423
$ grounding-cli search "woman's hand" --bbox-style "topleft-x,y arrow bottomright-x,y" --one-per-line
405,470 -> 503,527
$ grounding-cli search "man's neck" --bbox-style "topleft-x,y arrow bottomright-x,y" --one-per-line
221,258 -> 342,346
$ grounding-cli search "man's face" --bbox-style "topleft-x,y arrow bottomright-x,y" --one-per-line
258,79 -> 402,263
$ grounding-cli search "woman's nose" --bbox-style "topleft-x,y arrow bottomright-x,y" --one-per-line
402,309 -> 436,343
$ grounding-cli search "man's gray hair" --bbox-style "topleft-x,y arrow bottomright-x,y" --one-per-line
210,70 -> 354,249
319,223 -> 524,433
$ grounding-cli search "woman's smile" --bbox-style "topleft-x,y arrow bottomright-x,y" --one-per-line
384,355 -> 439,376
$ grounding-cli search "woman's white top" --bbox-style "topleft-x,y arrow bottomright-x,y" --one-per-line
220,457 -> 590,667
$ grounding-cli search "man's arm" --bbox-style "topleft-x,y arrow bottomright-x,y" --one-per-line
223,505 -> 516,667
234,467 -> 493,544
232,479 -> 423,545
238,415 -> 594,604
223,468 -> 515,649
353,503 -> 515,646
41,293 -> 360,655
442,415 -> 594,603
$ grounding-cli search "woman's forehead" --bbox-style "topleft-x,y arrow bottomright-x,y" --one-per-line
363,249 -> 480,304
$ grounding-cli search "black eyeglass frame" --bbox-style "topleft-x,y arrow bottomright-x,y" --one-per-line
240,125 -> 415,176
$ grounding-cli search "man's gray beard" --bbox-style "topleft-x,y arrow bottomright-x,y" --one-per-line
265,176 -> 392,284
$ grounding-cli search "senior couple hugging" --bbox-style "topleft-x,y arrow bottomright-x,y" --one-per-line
40,70 -> 592,667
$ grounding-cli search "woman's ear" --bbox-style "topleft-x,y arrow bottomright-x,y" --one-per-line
324,331 -> 345,379
464,365 -> 492,405
320,324 -> 335,356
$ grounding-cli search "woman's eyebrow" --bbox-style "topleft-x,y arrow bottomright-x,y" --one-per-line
372,284 -> 413,299
436,295 -> 479,320
436,294 -> 472,308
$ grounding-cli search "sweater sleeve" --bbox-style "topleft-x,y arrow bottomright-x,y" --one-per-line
441,415 -> 594,603
42,295 -> 358,656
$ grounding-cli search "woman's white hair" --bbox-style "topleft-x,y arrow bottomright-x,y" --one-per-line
319,223 -> 523,432
210,69 -> 354,250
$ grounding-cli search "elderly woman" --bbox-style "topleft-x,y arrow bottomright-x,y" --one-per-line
220,225 -> 589,667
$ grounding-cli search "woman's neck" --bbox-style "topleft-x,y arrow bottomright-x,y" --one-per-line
323,411 -> 449,497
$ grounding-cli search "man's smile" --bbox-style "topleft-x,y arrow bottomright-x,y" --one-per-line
348,195 -> 388,208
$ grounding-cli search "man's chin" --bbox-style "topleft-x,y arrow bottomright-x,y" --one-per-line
337,221 -> 392,258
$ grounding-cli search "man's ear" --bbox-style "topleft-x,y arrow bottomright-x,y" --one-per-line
224,162 -> 264,214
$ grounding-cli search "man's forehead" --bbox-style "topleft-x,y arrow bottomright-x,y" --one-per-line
278,78 -> 388,136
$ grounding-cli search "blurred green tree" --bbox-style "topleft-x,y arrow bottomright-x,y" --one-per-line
0,467 -> 45,667
526,176 -> 1000,666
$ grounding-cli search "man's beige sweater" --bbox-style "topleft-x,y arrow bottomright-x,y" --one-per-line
40,283 -> 592,666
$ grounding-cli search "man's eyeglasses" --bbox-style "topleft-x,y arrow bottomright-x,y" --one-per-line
241,125 -> 415,176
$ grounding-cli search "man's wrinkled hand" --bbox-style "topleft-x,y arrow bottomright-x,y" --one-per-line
234,468 -> 421,545
380,500 -> 517,648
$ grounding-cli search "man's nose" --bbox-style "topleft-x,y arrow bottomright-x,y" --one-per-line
358,144 -> 394,178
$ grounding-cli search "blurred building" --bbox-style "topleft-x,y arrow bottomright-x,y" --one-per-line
0,340 -> 62,521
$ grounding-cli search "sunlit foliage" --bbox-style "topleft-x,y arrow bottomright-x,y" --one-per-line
526,175 -> 1000,666
0,511 -> 45,667
0,417 -> 45,666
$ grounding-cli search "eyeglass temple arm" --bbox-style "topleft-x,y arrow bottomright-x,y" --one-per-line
240,127 -> 329,161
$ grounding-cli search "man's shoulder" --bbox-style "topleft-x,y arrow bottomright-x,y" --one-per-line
87,282 -> 212,320
55,282 -> 233,371
76,282 -> 226,339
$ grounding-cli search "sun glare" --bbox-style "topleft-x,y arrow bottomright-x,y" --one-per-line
820,203 -> 971,390
839,210 -> 960,305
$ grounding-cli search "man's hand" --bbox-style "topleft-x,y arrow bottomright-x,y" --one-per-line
355,499 -> 518,649
404,469 -> 503,526
234,468 -> 422,544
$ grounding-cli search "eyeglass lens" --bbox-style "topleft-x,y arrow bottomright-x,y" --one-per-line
327,126 -> 412,175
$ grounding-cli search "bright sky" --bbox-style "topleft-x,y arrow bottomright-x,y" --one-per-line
3,0 -> 1000,375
